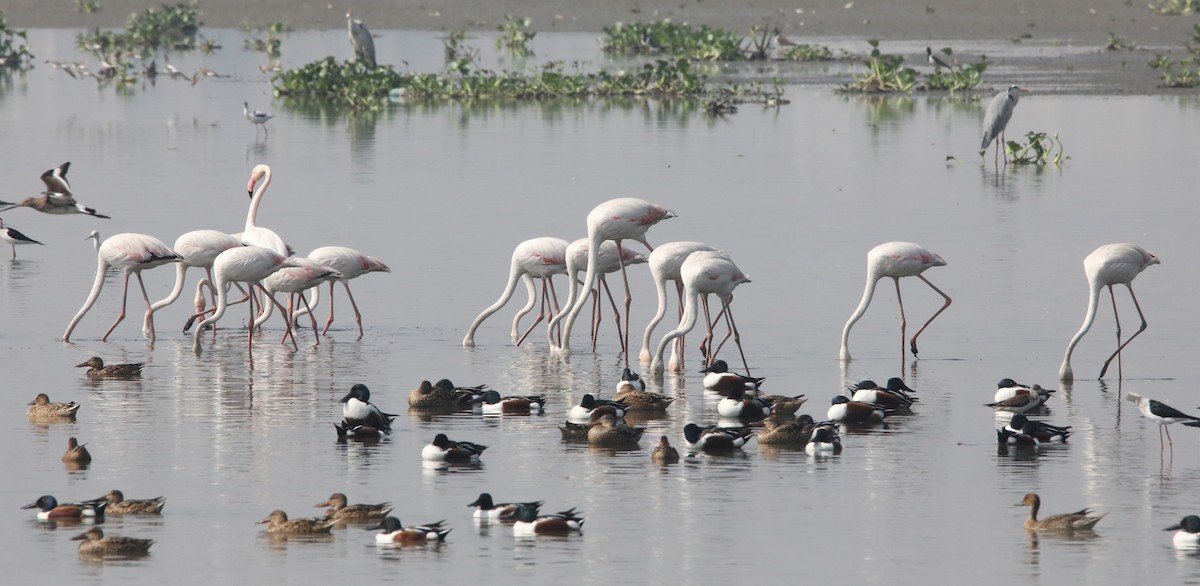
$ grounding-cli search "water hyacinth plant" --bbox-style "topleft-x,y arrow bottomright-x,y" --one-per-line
76,2 -> 203,53
923,56 -> 988,91
497,15 -> 535,55
1005,131 -> 1067,166
841,40 -> 917,93
601,20 -> 746,61
0,9 -> 33,67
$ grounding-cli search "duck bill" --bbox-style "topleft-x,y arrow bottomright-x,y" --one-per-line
255,516 -> 271,524
338,391 -> 354,403
20,501 -> 38,509
1165,524 -> 1183,531
70,531 -> 89,541
314,501 -> 331,508
74,361 -> 91,368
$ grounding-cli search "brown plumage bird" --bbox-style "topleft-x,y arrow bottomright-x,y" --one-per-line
76,356 -> 143,378
62,437 -> 92,463
1016,493 -> 1105,531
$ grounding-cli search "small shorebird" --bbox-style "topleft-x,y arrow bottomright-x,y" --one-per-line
243,101 -> 274,136
0,218 -> 43,259
1127,392 -> 1200,454
926,46 -> 951,69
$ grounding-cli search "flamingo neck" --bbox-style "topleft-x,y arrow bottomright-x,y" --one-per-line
247,168 -> 271,232
63,254 -> 111,341
840,274 -> 883,359
1060,280 -> 1105,378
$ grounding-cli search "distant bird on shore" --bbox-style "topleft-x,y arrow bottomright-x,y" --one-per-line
1,162 -> 111,218
347,9 -> 376,68
243,101 -> 274,137
926,47 -> 951,69
0,218 -> 43,259
980,85 -> 1027,165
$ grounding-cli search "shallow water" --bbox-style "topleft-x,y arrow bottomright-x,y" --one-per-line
4,28 -> 1200,583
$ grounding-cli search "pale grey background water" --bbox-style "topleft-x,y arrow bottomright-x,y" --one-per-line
3,29 -> 1200,583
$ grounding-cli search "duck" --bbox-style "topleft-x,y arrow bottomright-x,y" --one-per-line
26,393 -> 80,419
372,517 -> 451,544
421,433 -> 487,462
996,426 -> 1040,447
1015,493 -> 1104,532
512,504 -> 584,535
613,386 -> 675,412
257,510 -> 336,534
407,380 -> 481,410
758,393 -> 807,417
75,356 -> 143,378
474,390 -> 547,414
805,422 -> 843,454
71,527 -> 154,557
987,378 -> 1054,413
1165,515 -> 1200,548
434,379 -> 489,404
698,359 -> 764,394
759,413 -> 817,446
339,383 -> 396,431
587,413 -> 645,447
62,437 -> 92,463
616,367 -> 646,393
314,492 -> 393,522
1006,413 -> 1071,443
850,379 -> 916,410
567,394 -> 628,423
827,395 -> 885,424
558,421 -> 590,442
682,423 -> 754,451
650,435 -> 680,463
96,490 -> 166,515
334,421 -> 386,440
22,495 -> 106,521
468,493 -> 545,522
716,386 -> 772,421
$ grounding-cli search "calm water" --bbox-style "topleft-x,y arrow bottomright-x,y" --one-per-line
4,28 -> 1200,583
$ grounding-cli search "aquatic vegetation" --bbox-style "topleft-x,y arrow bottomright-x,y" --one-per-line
244,22 -> 288,59
273,58 -> 405,110
76,2 -> 203,54
497,15 -> 535,56
0,10 -> 33,67
443,30 -> 480,63
601,20 -> 746,61
1148,0 -> 1198,14
74,0 -> 102,14
1149,53 -> 1200,87
923,57 -> 988,91
1105,33 -> 1136,51
780,43 -> 843,62
840,40 -> 917,93
1005,131 -> 1067,166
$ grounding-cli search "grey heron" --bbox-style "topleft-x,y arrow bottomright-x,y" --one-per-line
980,85 -> 1026,165
926,46 -> 951,69
346,9 -> 376,68
243,101 -> 274,137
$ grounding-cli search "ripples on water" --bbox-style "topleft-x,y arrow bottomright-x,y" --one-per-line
4,27 -> 1200,584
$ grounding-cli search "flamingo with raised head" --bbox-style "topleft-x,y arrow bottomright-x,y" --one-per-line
638,241 -> 718,371
547,238 -> 649,353
63,232 -> 179,343
191,246 -> 300,354
1059,243 -> 1159,383
650,251 -> 749,375
463,236 -> 569,348
253,257 -> 342,342
142,230 -> 245,336
556,198 -> 675,358
840,241 -> 950,362
290,246 -> 390,337
242,165 -> 288,256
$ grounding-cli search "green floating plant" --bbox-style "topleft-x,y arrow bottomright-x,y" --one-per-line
601,20 -> 746,61
841,40 -> 917,93
1005,131 -> 1068,166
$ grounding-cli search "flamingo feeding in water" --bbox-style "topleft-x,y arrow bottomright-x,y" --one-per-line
63,232 -> 179,343
463,236 -> 569,348
253,257 -> 342,342
1059,243 -> 1159,383
650,251 -> 750,375
638,241 -> 718,371
547,238 -> 649,353
191,246 -> 300,354
839,241 -> 951,362
290,246 -> 390,337
555,198 -> 675,359
142,230 -> 245,336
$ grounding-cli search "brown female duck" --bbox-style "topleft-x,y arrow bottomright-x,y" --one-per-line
1016,493 -> 1105,531
315,492 -> 393,522
27,393 -> 80,419
76,356 -> 143,378
97,490 -> 166,515
62,437 -> 92,463
257,510 -> 336,534
72,527 -> 154,557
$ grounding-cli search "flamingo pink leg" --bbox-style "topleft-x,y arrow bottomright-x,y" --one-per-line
600,277 -> 627,354
1099,283 -> 1148,380
909,275 -> 953,357
516,278 -> 551,346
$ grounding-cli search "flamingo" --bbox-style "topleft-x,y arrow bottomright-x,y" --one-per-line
191,246 -> 300,354
63,232 -> 180,343
839,242 -> 951,362
637,241 -> 718,370
0,218 -> 44,259
242,165 -> 288,256
290,246 -> 390,337
252,257 -> 342,342
556,198 -> 676,358
650,251 -> 750,375
142,230 -> 245,336
546,238 -> 649,353
1,162 -> 111,219
1059,243 -> 1159,383
462,236 -> 569,348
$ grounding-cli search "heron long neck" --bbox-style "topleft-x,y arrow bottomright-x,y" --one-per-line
63,254 -> 110,341
464,254 -> 527,346
840,273 -> 883,360
1060,278 -> 1104,381
247,169 -> 271,232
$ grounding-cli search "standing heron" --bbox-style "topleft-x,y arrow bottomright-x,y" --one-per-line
1059,243 -> 1159,383
926,47 -> 951,70
650,251 -> 750,375
463,236 -> 569,348
63,232 -> 180,343
0,218 -> 44,259
2,162 -> 111,219
840,241 -> 950,362
980,85 -> 1027,165
346,9 -> 376,68
243,102 -> 274,137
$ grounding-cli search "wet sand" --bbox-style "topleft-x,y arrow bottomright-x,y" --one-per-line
7,0 -> 1200,93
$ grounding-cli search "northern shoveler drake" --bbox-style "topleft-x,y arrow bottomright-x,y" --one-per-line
759,413 -> 817,446
1006,413 -> 1071,443
758,394 -> 807,418
996,427 -> 1040,447
468,493 -> 545,522
474,390 -> 547,414
76,356 -> 143,378
613,387 -> 675,412
805,422 -> 843,454
1016,493 -> 1104,532
682,423 -> 754,451
22,495 -> 106,521
334,421 -> 386,440
315,493 -> 393,522
850,379 -> 916,410
372,517 -> 451,544
567,394 -> 628,423
257,510 -> 336,534
1165,515 -> 1200,548
62,437 -> 92,463
651,435 -> 680,463
1127,392 -> 1200,452
558,421 -> 590,442
587,413 -> 645,447
717,386 -> 772,421
96,490 -> 165,515
407,379 -> 482,410
339,384 -> 396,431
512,504 -> 584,535
26,393 -> 80,419
987,378 -> 1054,413
827,395 -> 885,424
422,433 -> 487,462
699,360 -> 764,394
616,367 -> 646,394
71,527 -> 154,557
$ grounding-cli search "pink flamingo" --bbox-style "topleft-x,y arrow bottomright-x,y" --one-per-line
191,246 -> 300,354
462,236 -> 569,347
253,257 -> 343,342
63,231 -> 179,343
243,164 -> 288,256
839,242 -> 951,362
650,251 -> 749,375
547,238 -> 649,353
638,241 -> 718,371
556,198 -> 675,358
1059,243 -> 1159,383
291,246 -> 390,337
142,230 -> 244,336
